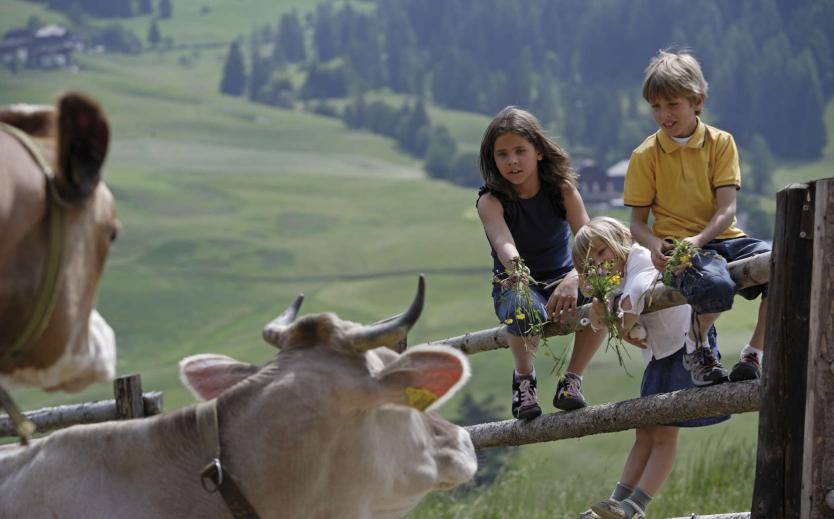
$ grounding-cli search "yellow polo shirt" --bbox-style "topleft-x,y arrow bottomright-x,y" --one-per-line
624,119 -> 745,240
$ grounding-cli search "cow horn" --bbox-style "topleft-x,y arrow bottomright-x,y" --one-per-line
262,294 -> 304,348
346,275 -> 425,352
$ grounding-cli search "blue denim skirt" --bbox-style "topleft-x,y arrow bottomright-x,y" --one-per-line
640,326 -> 730,428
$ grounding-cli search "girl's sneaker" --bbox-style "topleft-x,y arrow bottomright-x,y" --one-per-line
579,509 -> 601,519
729,351 -> 761,381
511,371 -> 541,420
591,498 -> 645,519
553,372 -> 587,410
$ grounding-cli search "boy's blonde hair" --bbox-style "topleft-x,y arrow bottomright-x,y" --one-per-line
479,106 -> 577,201
572,217 -> 633,271
642,50 -> 708,115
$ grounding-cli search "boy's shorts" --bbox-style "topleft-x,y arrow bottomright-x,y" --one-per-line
492,272 -> 591,337
672,236 -> 771,315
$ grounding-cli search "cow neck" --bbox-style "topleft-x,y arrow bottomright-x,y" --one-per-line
0,122 -> 67,361
195,399 -> 261,519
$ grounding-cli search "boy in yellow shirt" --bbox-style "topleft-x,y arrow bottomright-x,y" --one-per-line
624,50 -> 769,390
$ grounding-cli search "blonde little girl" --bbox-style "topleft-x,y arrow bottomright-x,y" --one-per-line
573,217 -> 728,519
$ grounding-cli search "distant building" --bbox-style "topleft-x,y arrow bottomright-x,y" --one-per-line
576,158 -> 628,208
0,25 -> 81,70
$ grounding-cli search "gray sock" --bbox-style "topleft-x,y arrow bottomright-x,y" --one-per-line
610,482 -> 633,501
624,488 -> 653,516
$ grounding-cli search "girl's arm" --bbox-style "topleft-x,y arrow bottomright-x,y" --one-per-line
546,184 -> 590,322
476,193 -> 519,269
618,295 -> 646,348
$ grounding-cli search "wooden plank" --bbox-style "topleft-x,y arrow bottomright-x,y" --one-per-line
114,373 -> 145,419
802,178 -> 834,519
427,253 -> 771,354
0,392 -> 163,437
751,184 -> 815,519
466,380 -> 759,450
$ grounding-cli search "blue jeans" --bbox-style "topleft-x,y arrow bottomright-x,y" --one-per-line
491,274 -> 590,337
672,236 -> 770,314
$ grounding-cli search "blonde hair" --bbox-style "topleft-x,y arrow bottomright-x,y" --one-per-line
479,106 -> 577,200
642,50 -> 708,115
572,217 -> 633,271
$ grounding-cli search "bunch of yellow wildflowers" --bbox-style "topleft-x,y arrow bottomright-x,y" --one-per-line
494,257 -> 567,374
662,239 -> 698,286
580,258 -> 630,370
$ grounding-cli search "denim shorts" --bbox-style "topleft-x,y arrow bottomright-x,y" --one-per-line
640,326 -> 730,428
672,236 -> 770,314
491,274 -> 591,337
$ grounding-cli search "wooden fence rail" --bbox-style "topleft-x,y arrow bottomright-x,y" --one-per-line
427,252 -> 770,354
0,373 -> 162,438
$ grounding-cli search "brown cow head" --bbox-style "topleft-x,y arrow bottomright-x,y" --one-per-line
0,92 -> 119,392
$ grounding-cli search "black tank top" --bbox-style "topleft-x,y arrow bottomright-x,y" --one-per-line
477,184 -> 574,283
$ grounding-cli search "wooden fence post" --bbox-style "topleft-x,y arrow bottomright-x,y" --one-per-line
801,178 -> 834,518
751,183 -> 816,518
114,373 -> 144,419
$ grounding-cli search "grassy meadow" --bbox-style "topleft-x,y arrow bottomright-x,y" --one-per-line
2,2 -> 833,517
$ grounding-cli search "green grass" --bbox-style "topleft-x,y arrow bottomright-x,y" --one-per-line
1,4 -> 831,515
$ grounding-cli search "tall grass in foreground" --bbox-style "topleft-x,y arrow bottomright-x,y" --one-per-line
411,436 -> 755,518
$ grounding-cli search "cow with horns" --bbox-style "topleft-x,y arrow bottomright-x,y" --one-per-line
0,92 -> 118,393
0,277 -> 478,518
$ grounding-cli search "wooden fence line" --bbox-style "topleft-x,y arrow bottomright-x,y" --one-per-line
465,380 -> 759,450
426,252 -> 770,355
0,373 -> 162,438
668,514 -> 750,519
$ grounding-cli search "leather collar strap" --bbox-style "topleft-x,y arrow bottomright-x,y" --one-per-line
0,122 -> 66,360
195,400 -> 261,519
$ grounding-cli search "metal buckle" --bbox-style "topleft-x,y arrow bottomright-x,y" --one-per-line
200,458 -> 223,493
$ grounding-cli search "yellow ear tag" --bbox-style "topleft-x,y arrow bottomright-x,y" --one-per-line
404,387 -> 437,411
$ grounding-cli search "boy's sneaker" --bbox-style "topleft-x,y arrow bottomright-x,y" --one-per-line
729,351 -> 761,381
684,346 -> 729,386
553,372 -> 587,411
511,371 -> 541,420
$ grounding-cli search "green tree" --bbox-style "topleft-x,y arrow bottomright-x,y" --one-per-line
138,0 -> 152,15
158,0 -> 172,19
313,3 -> 338,62
746,134 -> 774,195
278,10 -> 306,63
147,19 -> 160,47
424,125 -> 458,180
219,40 -> 246,96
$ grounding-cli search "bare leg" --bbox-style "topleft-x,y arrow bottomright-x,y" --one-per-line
566,326 -> 606,375
507,330 -> 539,374
636,426 -> 679,495
749,298 -> 768,349
690,312 -> 720,344
618,428 -> 654,487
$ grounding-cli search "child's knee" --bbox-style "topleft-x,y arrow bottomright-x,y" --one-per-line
677,255 -> 736,314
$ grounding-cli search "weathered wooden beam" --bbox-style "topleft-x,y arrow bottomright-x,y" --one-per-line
114,373 -> 144,419
465,380 -> 759,450
668,514 -> 750,519
0,392 -> 163,437
752,184 -> 814,519
429,252 -> 771,354
802,178 -> 834,519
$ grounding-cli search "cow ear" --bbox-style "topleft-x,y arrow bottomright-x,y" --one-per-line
56,91 -> 109,203
376,346 -> 470,412
179,354 -> 259,401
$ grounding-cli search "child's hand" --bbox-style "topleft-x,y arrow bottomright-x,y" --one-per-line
650,239 -> 671,271
619,322 -> 647,349
547,272 -> 579,322
500,271 -> 529,290
586,297 -> 605,329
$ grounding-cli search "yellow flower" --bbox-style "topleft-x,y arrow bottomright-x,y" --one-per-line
610,274 -> 621,284
504,318 -> 514,324
515,313 -> 526,320
680,254 -> 691,264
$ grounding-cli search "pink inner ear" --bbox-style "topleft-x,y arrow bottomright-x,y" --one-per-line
77,111 -> 91,132
416,358 -> 464,400
179,354 -> 259,401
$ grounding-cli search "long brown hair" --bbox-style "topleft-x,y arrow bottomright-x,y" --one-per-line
479,106 -> 576,200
